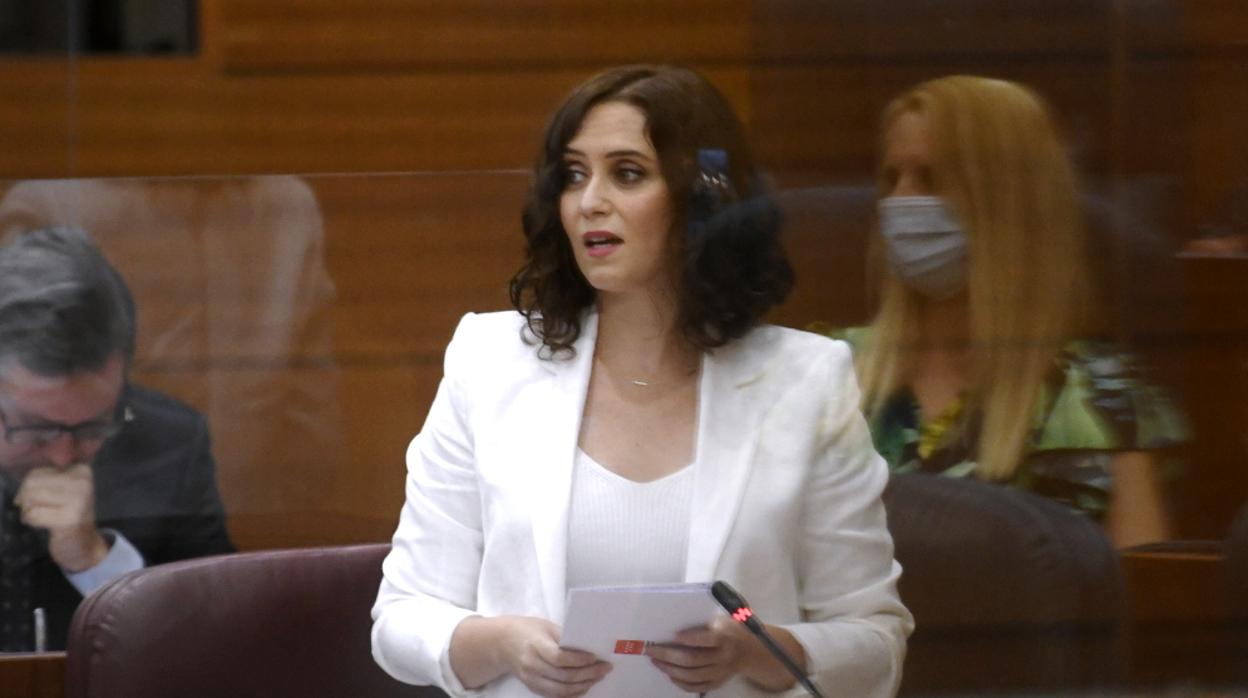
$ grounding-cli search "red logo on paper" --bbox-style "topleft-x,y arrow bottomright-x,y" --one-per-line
614,640 -> 646,655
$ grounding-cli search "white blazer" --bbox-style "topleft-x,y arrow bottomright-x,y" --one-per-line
372,311 -> 912,697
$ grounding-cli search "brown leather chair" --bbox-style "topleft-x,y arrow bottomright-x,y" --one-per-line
884,472 -> 1128,695
66,544 -> 443,698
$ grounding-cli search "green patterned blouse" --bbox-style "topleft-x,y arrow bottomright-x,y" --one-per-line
828,328 -> 1187,518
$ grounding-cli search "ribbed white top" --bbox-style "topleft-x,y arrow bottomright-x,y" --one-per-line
565,448 -> 695,591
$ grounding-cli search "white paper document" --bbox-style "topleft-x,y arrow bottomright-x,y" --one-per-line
560,582 -> 721,697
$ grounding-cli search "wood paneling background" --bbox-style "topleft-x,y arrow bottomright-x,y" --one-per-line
0,1 -> 1244,548
220,0 -> 753,72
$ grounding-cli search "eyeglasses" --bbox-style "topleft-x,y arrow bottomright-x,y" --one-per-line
0,398 -> 131,448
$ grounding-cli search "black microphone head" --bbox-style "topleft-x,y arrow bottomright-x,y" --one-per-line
713,582 -> 822,696
711,580 -> 749,614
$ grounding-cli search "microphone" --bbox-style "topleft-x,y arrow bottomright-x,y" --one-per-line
710,581 -> 825,698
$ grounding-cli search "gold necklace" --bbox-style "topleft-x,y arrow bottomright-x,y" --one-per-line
595,354 -> 698,388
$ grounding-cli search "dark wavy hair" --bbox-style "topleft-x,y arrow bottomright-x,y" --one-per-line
508,65 -> 793,356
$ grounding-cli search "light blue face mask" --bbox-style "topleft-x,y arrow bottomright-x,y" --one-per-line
878,196 -> 968,300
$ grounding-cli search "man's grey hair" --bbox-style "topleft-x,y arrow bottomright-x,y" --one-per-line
0,226 -> 136,377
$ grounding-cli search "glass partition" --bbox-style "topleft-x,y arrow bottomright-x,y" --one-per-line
0,171 -> 531,551
0,0 -> 1244,692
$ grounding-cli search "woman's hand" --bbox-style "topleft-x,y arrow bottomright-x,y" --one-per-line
645,615 -> 746,694
646,616 -> 805,694
500,616 -> 612,697
450,615 -> 610,697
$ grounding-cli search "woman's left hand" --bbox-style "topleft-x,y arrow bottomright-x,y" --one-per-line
645,615 -> 751,694
648,616 -> 808,694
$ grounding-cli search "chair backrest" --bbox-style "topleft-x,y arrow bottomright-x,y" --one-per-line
66,544 -> 443,698
884,472 -> 1128,695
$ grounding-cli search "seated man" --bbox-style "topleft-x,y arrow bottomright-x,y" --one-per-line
0,226 -> 234,652
0,176 -> 343,517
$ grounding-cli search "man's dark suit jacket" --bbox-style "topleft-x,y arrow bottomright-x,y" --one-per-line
32,385 -> 235,650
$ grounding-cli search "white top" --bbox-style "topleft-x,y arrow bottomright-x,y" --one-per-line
371,311 -> 912,698
565,448 -> 695,591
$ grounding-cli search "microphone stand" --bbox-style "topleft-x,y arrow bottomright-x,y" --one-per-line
710,581 -> 825,697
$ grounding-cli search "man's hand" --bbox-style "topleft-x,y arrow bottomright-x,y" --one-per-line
14,464 -> 109,572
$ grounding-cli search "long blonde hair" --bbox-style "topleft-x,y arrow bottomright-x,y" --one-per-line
857,75 -> 1096,481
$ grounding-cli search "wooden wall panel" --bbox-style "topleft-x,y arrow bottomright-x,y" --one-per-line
751,0 -> 1111,60
1159,4 -> 1248,537
749,62 -> 1114,182
329,362 -> 439,526
768,184 -> 875,329
314,172 -> 526,360
1173,257 -> 1248,538
0,62 -> 73,177
0,2 -> 1231,188
221,0 -> 752,72
1183,0 -> 1248,53
1187,56 -> 1248,228
0,62 -> 751,179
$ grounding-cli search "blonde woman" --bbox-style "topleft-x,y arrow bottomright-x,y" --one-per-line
843,75 -> 1184,549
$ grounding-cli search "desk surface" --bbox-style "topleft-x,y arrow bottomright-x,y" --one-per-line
0,652 -> 65,698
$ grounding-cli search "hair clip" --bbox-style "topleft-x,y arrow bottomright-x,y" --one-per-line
692,148 -> 736,214
698,148 -> 729,175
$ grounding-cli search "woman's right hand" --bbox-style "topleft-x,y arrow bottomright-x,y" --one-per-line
499,616 -> 611,697
453,615 -> 611,697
